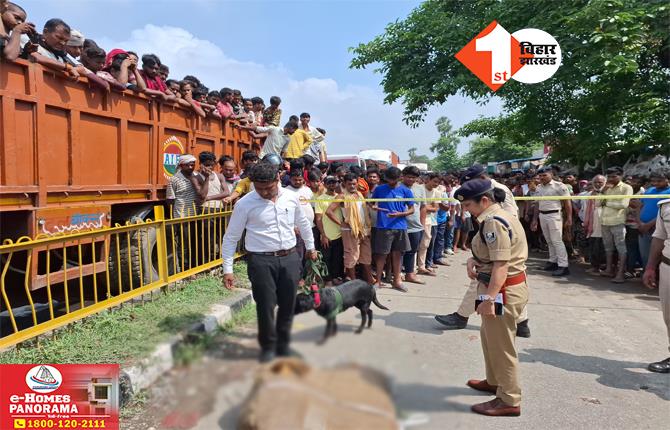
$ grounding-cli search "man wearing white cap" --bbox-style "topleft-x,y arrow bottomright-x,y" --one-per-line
166,154 -> 198,218
64,29 -> 84,65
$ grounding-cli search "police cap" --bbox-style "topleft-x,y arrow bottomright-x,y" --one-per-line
453,178 -> 494,202
461,164 -> 486,182
537,166 -> 553,174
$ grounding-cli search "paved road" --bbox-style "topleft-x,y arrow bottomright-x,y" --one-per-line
125,252 -> 670,430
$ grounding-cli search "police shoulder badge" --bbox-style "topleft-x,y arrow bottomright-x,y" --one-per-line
485,231 -> 496,243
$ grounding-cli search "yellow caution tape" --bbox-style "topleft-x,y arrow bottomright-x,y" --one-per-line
301,194 -> 670,203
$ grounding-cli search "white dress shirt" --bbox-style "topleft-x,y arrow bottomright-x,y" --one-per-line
286,185 -> 315,227
221,187 -> 315,273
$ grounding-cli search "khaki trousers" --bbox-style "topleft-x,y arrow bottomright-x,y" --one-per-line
539,212 -> 569,267
457,278 -> 528,322
478,281 -> 529,406
416,222 -> 433,270
661,262 -> 670,352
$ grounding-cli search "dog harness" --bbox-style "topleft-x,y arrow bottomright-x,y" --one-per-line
326,288 -> 344,320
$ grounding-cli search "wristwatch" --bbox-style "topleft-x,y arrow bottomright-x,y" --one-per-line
480,295 -> 494,302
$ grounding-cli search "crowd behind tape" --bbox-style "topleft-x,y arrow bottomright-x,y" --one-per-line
301,194 -> 670,203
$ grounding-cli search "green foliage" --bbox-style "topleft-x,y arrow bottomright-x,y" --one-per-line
459,114 -> 543,164
350,0 -> 670,164
407,146 -> 432,164
430,117 -> 464,171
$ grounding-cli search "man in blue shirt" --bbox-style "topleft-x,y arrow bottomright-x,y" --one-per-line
370,167 -> 415,292
639,168 -> 670,266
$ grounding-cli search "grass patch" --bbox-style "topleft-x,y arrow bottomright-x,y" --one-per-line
0,261 -> 250,365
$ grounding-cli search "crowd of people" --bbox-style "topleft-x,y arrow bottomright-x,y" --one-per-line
0,2 -> 328,163
4,1 -> 670,414
167,142 -> 670,297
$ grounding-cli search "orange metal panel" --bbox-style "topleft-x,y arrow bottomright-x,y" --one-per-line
42,106 -> 71,186
110,92 -> 152,122
127,122 -> 153,185
0,60 -> 30,95
5,99 -> 37,186
74,112 -> 119,185
1,59 -> 258,230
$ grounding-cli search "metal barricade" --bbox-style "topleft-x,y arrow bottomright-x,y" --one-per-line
0,205 -> 240,349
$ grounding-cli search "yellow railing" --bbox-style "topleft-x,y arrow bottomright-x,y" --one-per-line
0,205 -> 238,349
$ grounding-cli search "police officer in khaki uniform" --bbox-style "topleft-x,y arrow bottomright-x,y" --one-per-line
454,179 -> 528,416
435,165 -> 530,338
642,198 -> 670,373
531,166 -> 572,276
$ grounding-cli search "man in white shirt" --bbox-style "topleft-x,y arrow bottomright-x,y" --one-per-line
285,168 -> 315,259
531,166 -> 572,276
222,163 -> 317,363
299,113 -> 326,162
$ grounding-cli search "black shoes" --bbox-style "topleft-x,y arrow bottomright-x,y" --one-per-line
435,312 -> 468,330
552,267 -> 570,277
648,357 -> 670,373
542,262 -> 558,271
259,350 -> 276,363
516,320 -> 531,338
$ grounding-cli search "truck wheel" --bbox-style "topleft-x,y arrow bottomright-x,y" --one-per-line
108,226 -> 174,293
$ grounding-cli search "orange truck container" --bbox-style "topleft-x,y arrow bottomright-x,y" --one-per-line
0,59 -> 259,290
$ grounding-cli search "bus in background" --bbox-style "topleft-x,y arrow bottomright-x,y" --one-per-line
327,154 -> 366,169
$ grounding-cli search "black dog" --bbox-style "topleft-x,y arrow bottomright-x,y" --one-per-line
294,279 -> 389,343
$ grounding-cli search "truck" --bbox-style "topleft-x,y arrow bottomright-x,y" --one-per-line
0,59 -> 259,292
358,149 -> 400,168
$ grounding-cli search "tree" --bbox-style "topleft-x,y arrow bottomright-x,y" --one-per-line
407,146 -> 432,165
461,137 -> 540,166
408,147 -> 418,160
430,117 -> 463,171
458,114 -> 543,164
350,0 -> 670,164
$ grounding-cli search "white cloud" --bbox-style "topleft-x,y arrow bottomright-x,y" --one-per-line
100,24 -> 501,159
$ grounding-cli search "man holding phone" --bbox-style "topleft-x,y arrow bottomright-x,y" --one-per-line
454,179 -> 528,417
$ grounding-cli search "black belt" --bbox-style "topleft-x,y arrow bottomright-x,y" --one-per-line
249,247 -> 296,257
540,210 -> 560,214
662,255 -> 670,266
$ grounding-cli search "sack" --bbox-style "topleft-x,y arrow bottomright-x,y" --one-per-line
237,358 -> 399,430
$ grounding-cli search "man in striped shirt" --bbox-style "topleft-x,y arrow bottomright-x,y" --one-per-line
166,154 -> 198,218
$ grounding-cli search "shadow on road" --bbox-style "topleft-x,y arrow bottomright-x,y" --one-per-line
526,254 -> 658,299
520,348 -> 670,401
393,383 -> 484,415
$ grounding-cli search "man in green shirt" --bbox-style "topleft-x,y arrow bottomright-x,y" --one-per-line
315,176 -> 344,284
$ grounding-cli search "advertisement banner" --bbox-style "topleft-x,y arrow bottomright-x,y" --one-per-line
0,364 -> 119,430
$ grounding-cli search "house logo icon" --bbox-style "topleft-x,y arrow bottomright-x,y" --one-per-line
25,365 -> 63,393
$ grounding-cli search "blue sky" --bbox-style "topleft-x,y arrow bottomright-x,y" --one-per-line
22,0 -> 502,157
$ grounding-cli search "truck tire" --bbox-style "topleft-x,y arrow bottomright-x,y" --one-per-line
108,226 -> 173,293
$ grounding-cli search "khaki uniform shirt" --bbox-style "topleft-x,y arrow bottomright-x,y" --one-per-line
537,179 -> 571,211
652,199 -> 670,259
491,179 -> 519,217
471,204 -> 528,276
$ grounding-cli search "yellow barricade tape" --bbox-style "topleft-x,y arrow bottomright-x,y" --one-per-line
301,194 -> 670,203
